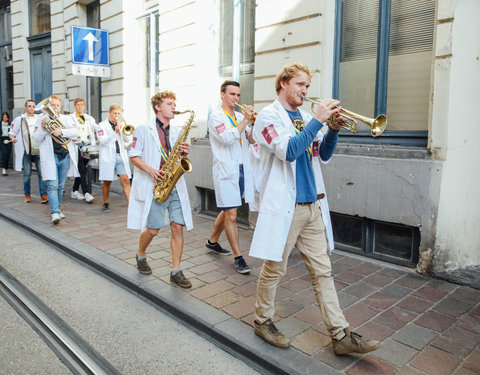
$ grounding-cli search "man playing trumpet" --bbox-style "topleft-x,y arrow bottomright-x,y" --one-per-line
206,80 -> 255,274
96,104 -> 132,212
250,63 -> 380,355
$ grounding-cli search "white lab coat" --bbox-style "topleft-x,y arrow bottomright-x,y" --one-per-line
208,106 -> 254,207
127,118 -> 193,231
9,114 -> 40,171
248,142 -> 261,212
32,114 -> 80,181
67,113 -> 98,175
249,100 -> 335,261
97,119 -> 132,181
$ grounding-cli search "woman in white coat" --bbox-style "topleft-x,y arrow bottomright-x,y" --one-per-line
250,63 -> 380,355
32,96 -> 79,224
128,90 -> 193,289
206,80 -> 255,274
96,104 -> 132,212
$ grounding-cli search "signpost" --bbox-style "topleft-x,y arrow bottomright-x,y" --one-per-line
71,26 -> 110,78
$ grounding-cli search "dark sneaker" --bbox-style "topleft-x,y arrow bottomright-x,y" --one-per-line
205,240 -> 232,255
170,270 -> 192,288
254,319 -> 289,348
234,257 -> 250,274
102,203 -> 111,213
136,255 -> 152,275
332,328 -> 380,355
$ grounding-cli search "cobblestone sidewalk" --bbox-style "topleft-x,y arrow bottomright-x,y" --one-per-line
0,171 -> 479,374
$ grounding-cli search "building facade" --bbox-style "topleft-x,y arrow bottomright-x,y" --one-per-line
1,0 -> 479,273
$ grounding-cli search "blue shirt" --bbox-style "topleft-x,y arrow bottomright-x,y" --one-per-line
285,109 -> 338,203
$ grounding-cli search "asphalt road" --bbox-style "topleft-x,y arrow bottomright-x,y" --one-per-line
0,218 -> 259,375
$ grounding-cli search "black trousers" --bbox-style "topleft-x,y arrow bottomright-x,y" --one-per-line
0,137 -> 12,169
73,149 -> 90,194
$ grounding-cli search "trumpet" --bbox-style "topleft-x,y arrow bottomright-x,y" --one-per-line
117,116 -> 135,136
235,103 -> 258,123
302,96 -> 387,137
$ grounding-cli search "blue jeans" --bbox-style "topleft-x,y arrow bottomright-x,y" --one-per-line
46,154 -> 70,214
23,153 -> 46,196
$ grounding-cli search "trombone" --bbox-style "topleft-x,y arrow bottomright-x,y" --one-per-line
302,96 -> 387,137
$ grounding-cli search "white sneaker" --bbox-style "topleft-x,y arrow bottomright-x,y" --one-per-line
59,212 -> 65,219
84,192 -> 94,203
71,191 -> 85,200
51,213 -> 61,224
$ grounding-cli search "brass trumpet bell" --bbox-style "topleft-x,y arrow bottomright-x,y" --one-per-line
302,97 -> 387,137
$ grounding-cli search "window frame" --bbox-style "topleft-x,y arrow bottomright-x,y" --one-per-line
332,0 -> 429,147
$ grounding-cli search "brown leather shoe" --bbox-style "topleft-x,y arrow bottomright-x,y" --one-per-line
254,319 -> 290,348
170,270 -> 192,288
41,194 -> 48,204
332,328 -> 380,355
24,194 -> 31,203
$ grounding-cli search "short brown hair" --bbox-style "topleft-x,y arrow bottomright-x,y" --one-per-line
151,90 -> 176,113
109,104 -> 122,112
74,98 -> 85,105
220,80 -> 240,93
275,63 -> 312,94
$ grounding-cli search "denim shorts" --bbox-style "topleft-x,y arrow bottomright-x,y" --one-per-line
147,188 -> 185,229
114,153 -> 127,175
221,164 -> 245,210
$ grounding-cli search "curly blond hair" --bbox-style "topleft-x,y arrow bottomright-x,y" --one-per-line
151,91 -> 176,113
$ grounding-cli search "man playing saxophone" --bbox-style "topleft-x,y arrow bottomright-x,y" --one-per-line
33,95 -> 79,224
127,90 -> 193,289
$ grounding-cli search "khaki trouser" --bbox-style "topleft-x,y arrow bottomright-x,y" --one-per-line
254,202 -> 349,339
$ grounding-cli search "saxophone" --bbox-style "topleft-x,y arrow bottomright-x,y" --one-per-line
153,109 -> 194,202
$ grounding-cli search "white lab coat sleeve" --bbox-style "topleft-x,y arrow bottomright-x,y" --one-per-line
32,117 -> 48,143
97,123 -> 115,146
208,110 -> 241,145
128,126 -> 144,158
9,117 -> 20,137
61,126 -> 79,139
253,107 -> 291,162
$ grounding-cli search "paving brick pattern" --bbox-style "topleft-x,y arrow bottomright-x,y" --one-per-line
1,171 -> 479,374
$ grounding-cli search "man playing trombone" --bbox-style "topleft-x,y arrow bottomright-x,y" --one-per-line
250,63 -> 380,355
96,104 -> 132,212
206,80 -> 255,274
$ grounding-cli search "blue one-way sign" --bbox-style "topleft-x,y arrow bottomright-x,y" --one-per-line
71,26 -> 110,77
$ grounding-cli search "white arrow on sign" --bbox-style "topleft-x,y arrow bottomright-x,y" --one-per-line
82,32 -> 99,61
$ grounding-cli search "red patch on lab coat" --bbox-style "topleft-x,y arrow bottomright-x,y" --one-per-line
215,123 -> 226,134
253,143 -> 258,152
34,127 -> 38,132
98,130 -> 104,136
132,137 -> 137,148
261,124 -> 278,145
312,141 -> 319,157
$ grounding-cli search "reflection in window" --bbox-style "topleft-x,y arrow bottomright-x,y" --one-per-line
30,0 -> 51,35
337,0 -> 434,136
219,0 -> 255,106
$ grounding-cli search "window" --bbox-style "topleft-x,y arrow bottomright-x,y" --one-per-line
30,0 -> 50,35
219,0 -> 255,106
331,212 -> 420,267
334,0 -> 435,145
138,12 -> 159,106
